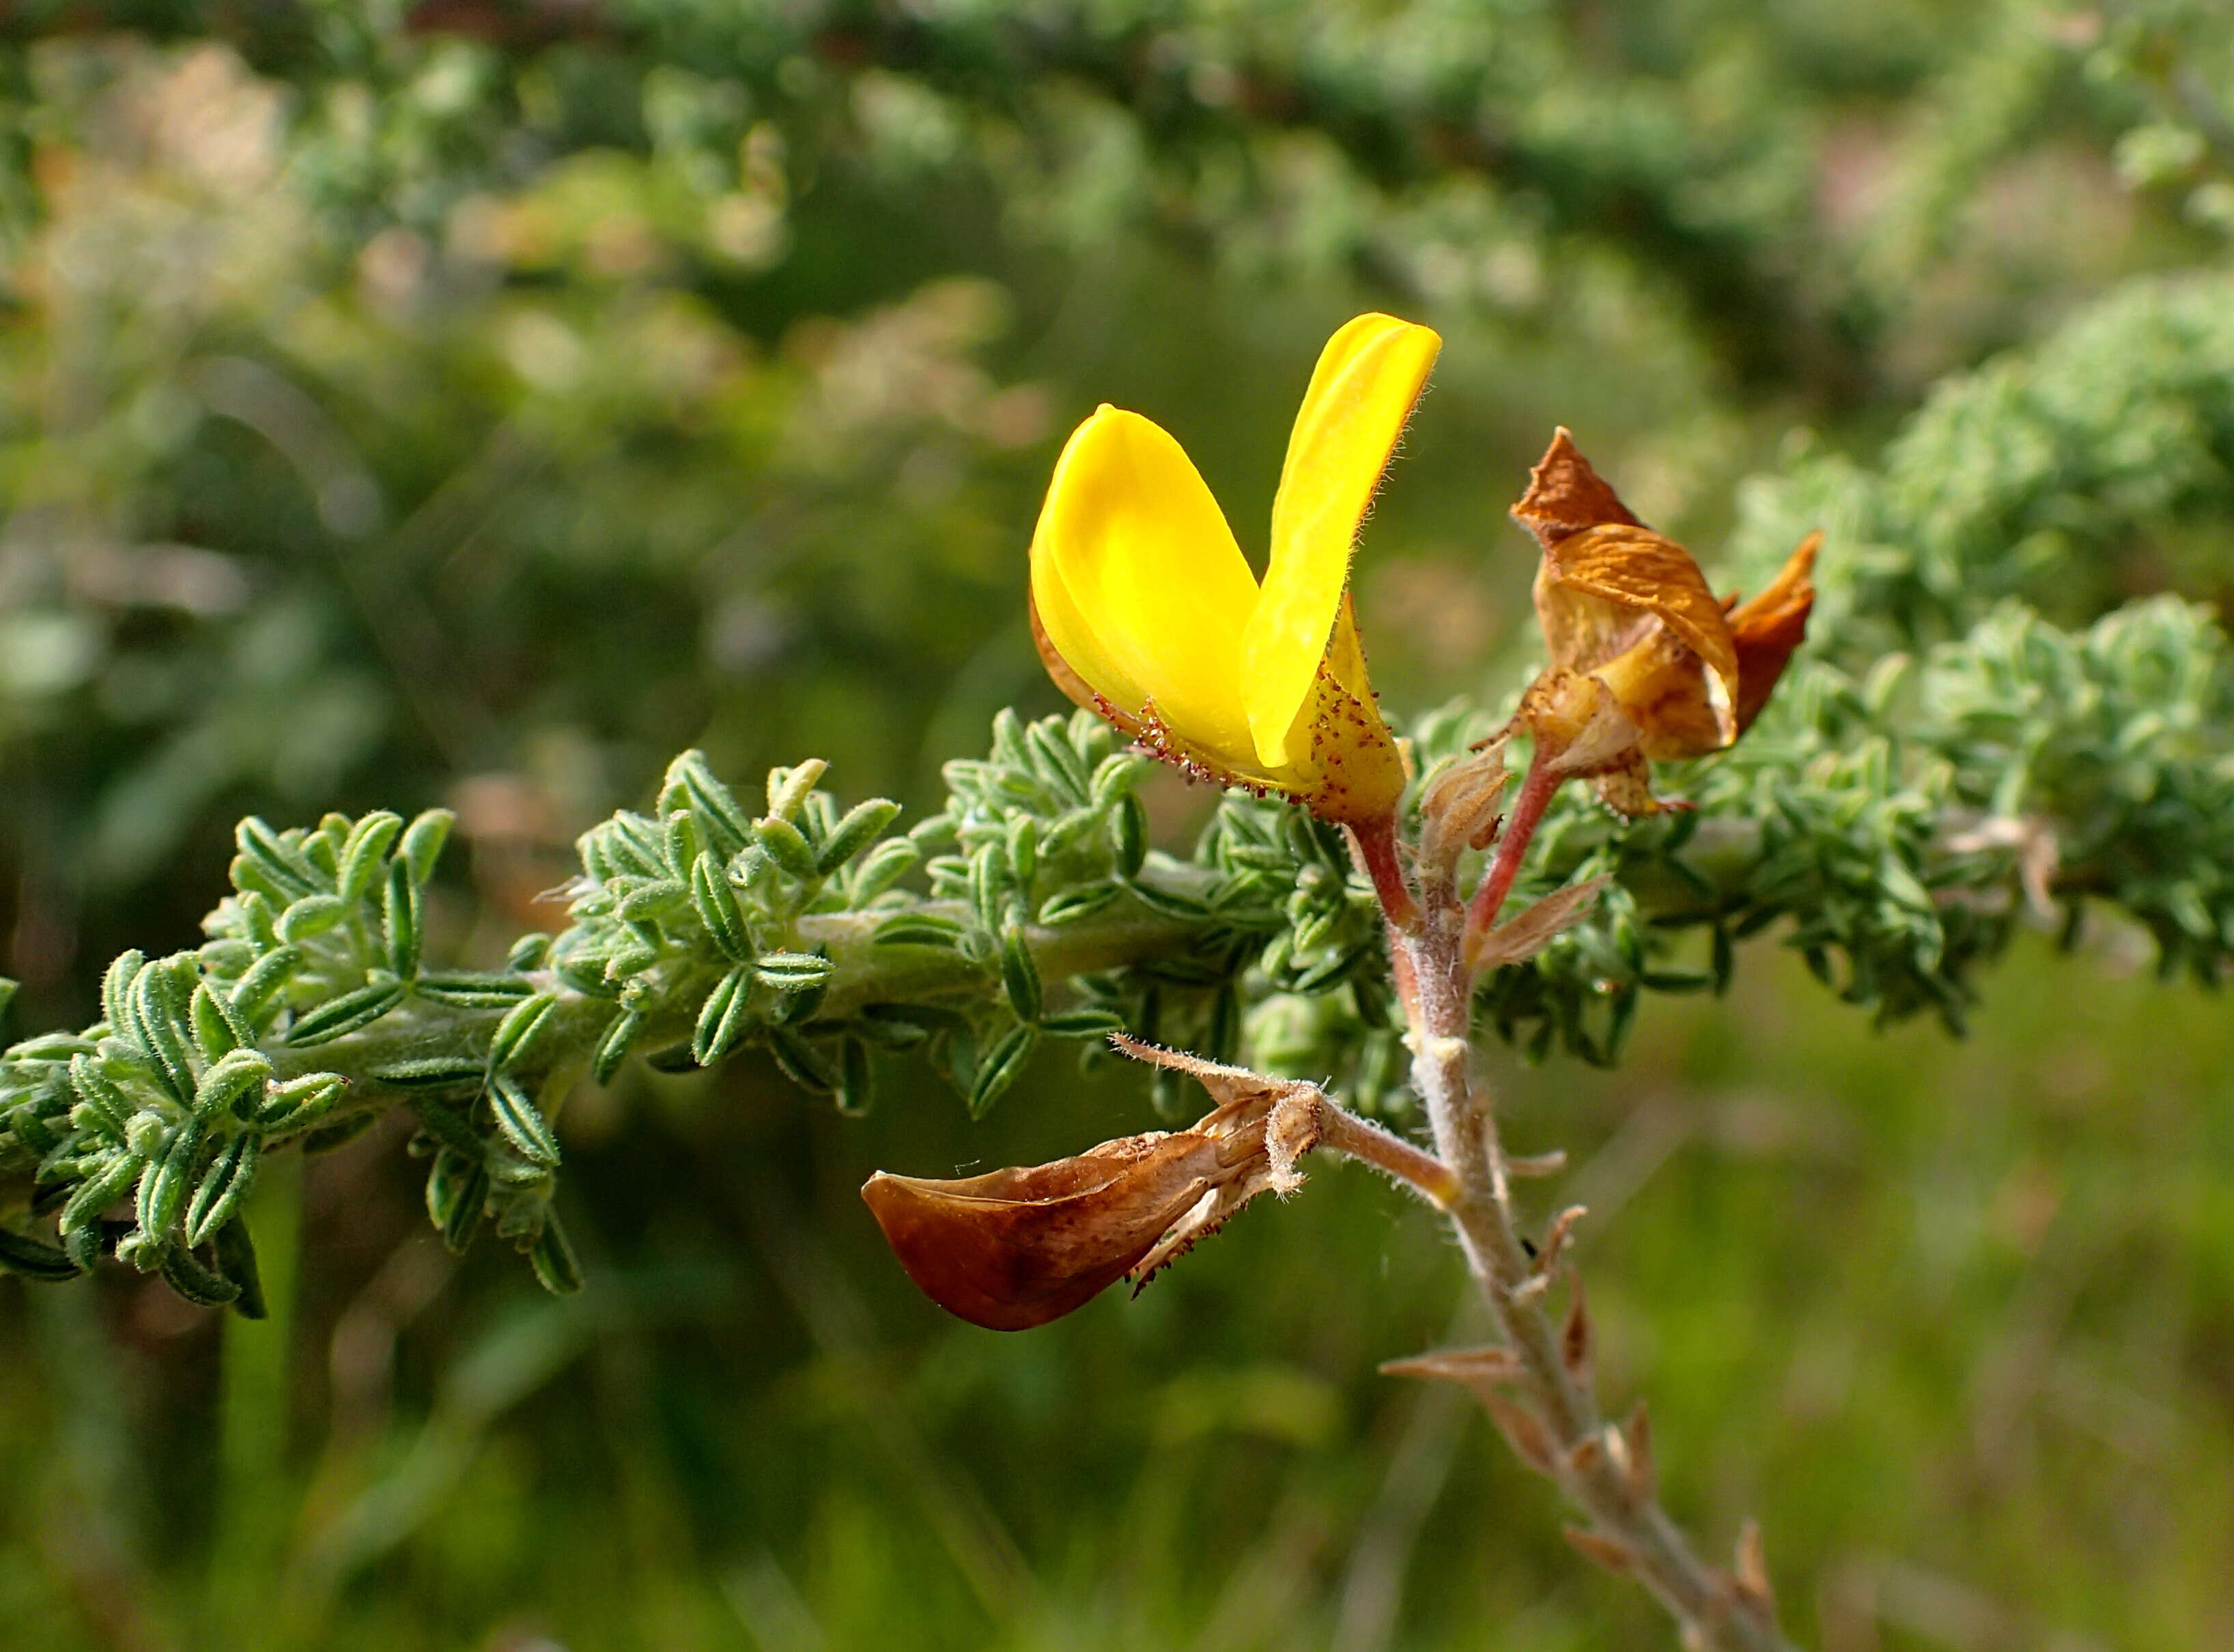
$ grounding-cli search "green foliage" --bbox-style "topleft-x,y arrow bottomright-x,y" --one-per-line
3,6 -> 2234,1647
1735,272 -> 2234,641
11,565 -> 2234,1303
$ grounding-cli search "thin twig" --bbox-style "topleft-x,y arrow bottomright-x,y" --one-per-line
1388,807 -> 1796,1652
1314,1097 -> 1460,1208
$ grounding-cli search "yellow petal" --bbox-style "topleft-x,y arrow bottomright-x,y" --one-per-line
1243,314 -> 1441,767
1277,594 -> 1405,820
1030,406 -> 1262,765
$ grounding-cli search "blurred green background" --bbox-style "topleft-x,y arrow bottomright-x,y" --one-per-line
3,3 -> 2234,1648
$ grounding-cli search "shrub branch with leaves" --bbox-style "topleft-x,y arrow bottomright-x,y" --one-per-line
9,307 -> 2234,1647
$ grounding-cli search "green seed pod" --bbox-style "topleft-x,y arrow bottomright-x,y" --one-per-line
849,838 -> 920,902
367,1056 -> 487,1090
1091,752 -> 1150,812
407,1095 -> 483,1158
1024,720 -> 1091,804
1038,883 -> 1122,926
256,1072 -> 349,1130
229,854 -> 289,905
233,891 -> 281,948
159,1242 -> 240,1308
1123,880 -> 1209,920
989,708 -> 1028,769
970,841 -> 1008,934
59,1151 -> 145,1241
671,751 -> 753,856
754,952 -> 832,991
871,913 -> 965,949
67,1055 -> 135,1139
1004,816 -> 1038,895
617,879 -> 690,922
417,971 -> 537,1008
0,1229 -> 80,1282
227,946 -> 302,1031
765,759 -> 828,823
139,1114 -> 209,1248
101,951 -> 146,1033
129,959 -> 199,1107
236,818 -> 320,899
755,816 -> 820,883
663,809 -> 705,880
68,1102 -> 123,1145
1041,1007 -> 1127,1038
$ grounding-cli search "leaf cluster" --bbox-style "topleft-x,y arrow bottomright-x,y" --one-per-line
12,564 -> 2234,1307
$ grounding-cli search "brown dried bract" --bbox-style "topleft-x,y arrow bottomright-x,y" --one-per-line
1728,530 -> 1820,735
861,1037 -> 1322,1331
1506,431 -> 1818,814
1536,524 -> 1738,702
1511,427 -> 1644,548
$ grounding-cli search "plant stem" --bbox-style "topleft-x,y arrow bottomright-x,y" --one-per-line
1463,741 -> 1560,950
1394,836 -> 1796,1651
1312,1096 -> 1460,1206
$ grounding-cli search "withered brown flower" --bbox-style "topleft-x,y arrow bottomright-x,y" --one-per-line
1508,430 -> 1820,816
861,1039 -> 1321,1330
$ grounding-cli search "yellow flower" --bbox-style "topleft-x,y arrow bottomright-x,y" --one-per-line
1028,314 -> 1441,825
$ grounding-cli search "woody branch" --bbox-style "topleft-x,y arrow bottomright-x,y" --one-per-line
1377,759 -> 1797,1652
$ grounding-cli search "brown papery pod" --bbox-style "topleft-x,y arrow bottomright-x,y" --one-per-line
863,1132 -> 1234,1331
862,1039 -> 1321,1330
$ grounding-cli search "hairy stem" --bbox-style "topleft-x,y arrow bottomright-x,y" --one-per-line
1463,741 -> 1560,950
1396,842 -> 1796,1650
1312,1096 -> 1460,1206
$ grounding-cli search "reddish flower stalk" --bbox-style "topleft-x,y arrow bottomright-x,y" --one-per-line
1462,739 -> 1562,958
